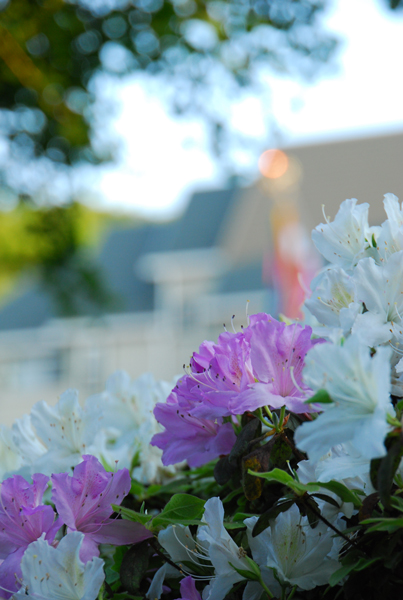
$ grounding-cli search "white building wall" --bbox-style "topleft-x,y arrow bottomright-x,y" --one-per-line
0,289 -> 269,425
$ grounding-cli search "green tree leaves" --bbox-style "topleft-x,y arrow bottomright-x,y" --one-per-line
0,0 -> 337,199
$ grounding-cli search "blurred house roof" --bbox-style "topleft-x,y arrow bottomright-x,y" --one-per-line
3,129 -> 401,333
0,187 -> 265,331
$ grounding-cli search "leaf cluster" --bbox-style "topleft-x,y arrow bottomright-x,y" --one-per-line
98,408 -> 403,600
0,0 -> 338,199
0,200 -> 141,314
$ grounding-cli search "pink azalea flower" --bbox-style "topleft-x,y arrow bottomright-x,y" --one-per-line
237,317 -> 323,414
177,577 -> 202,600
151,390 -> 236,467
152,313 -> 321,468
51,455 -> 152,562
186,330 -> 257,419
0,474 -> 61,598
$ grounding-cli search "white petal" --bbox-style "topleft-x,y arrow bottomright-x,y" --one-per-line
383,193 -> 403,231
15,532 -> 104,600
352,252 -> 403,346
0,425 -> 22,480
246,505 -> 339,591
312,199 -> 371,271
146,564 -> 181,600
298,337 -> 392,461
30,390 -> 102,475
158,525 -> 196,563
305,266 -> 357,331
12,414 -> 46,466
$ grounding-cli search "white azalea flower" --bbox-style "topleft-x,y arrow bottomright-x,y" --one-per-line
390,347 -> 403,397
159,524 -> 199,565
148,502 -> 260,600
311,198 -> 373,271
245,504 -> 339,591
315,444 -> 373,491
146,525 -> 202,600
351,251 -> 403,346
383,192 -> 403,227
295,335 -> 393,461
86,371 -> 166,438
10,414 -> 46,473
13,532 -> 104,600
197,497 -> 253,600
132,443 -> 174,484
305,266 -> 361,334
376,193 -> 403,260
29,389 -> 102,476
146,564 -> 177,600
0,425 -> 22,481
297,443 -> 373,519
86,371 -> 176,483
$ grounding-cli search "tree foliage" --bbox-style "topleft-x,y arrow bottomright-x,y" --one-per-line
0,201 -> 134,315
0,0 -> 337,199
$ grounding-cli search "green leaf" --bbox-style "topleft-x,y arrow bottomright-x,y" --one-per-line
395,398 -> 403,419
229,418 -> 262,462
112,505 -> 152,525
361,517 -> 403,533
301,495 -> 320,529
314,480 -> 362,508
181,462 -> 216,478
304,389 -> 333,405
146,478 -> 193,498
233,512 -> 256,522
310,493 -> 340,508
105,566 -> 120,585
130,480 -> 145,497
120,541 -> 150,594
228,557 -> 261,582
329,557 -> 380,586
222,487 -> 243,504
112,594 -> 143,600
252,499 -> 295,537
269,436 -> 292,468
224,522 -> 247,530
111,546 -> 129,574
389,494 -> 403,512
151,494 -> 205,529
214,456 -> 237,486
248,468 -> 319,496
370,438 -> 403,508
244,556 -> 263,579
241,438 -> 278,500
242,454 -> 264,501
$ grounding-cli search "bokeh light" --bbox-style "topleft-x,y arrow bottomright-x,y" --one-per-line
258,149 -> 289,179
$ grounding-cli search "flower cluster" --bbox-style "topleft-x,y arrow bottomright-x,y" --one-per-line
0,372 -> 176,599
0,456 -> 150,599
2,194 -> 403,600
295,195 -> 403,468
0,371 -> 176,483
151,314 -> 322,466
147,195 -> 403,600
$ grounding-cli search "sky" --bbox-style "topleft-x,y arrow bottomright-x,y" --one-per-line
92,0 -> 403,219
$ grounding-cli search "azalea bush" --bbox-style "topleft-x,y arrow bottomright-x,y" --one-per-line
1,194 -> 403,599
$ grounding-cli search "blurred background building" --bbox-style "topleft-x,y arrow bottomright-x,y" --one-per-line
0,129 -> 401,422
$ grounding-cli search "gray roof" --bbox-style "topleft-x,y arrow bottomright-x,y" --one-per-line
171,188 -> 238,250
